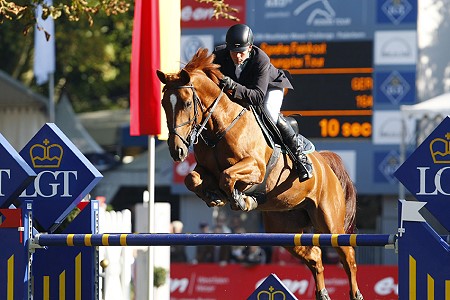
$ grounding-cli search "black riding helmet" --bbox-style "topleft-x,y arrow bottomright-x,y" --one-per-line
226,24 -> 254,52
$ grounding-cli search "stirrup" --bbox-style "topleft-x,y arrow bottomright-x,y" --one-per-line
231,189 -> 246,211
295,154 -> 313,182
297,168 -> 312,182
295,133 -> 315,154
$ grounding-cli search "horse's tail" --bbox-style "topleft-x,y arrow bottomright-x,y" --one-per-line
319,151 -> 357,233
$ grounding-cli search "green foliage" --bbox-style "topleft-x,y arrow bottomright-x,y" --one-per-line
0,0 -> 238,113
0,1 -> 130,28
54,206 -> 81,233
54,9 -> 133,112
0,2 -> 133,112
154,266 -> 167,288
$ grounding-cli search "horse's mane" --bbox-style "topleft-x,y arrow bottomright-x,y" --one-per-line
184,48 -> 223,85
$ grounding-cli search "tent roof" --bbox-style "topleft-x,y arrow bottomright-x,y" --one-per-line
55,93 -> 104,154
401,93 -> 450,118
0,69 -> 48,108
78,109 -> 130,147
55,93 -> 119,172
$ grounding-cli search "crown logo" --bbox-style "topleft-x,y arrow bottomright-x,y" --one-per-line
30,139 -> 63,168
430,133 -> 450,164
257,286 -> 286,300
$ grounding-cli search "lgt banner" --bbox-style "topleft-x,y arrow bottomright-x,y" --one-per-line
17,123 -> 102,232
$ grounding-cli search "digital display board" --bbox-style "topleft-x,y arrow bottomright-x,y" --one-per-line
260,41 -> 373,139
180,0 -> 417,194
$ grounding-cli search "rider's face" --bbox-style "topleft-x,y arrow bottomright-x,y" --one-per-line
229,46 -> 252,65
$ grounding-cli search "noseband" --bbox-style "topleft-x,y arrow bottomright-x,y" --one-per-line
166,84 -> 201,148
165,83 -> 245,148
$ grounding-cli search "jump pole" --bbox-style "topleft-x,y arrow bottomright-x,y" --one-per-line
33,233 -> 397,247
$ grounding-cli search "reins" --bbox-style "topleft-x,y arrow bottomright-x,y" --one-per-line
166,82 -> 246,149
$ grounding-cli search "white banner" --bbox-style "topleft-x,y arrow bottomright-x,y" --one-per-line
34,0 -> 55,85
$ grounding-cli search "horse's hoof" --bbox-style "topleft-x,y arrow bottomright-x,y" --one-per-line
204,191 -> 227,207
316,288 -> 331,300
350,290 -> 364,300
206,199 -> 224,207
244,195 -> 258,211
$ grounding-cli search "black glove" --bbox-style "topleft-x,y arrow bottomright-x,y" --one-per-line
219,76 -> 237,91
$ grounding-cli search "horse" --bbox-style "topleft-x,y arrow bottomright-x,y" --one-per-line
157,48 -> 363,300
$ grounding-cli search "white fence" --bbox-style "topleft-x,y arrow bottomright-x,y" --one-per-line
99,207 -> 133,300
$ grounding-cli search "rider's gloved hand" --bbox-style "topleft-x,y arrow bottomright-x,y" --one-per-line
219,76 -> 237,92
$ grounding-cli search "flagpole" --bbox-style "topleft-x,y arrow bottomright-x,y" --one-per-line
147,135 -> 155,299
48,72 -> 55,122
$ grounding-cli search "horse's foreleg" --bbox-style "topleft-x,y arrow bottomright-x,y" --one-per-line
184,166 -> 227,207
219,157 -> 263,210
220,157 -> 263,190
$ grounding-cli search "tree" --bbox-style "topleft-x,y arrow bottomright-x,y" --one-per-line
0,1 -> 129,29
0,0 -> 238,112
1,0 -> 238,29
0,5 -> 133,112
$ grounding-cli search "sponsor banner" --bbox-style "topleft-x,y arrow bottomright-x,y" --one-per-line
181,0 -> 246,28
0,133 -> 36,208
374,150 -> 401,184
394,116 -> 450,231
374,30 -> 417,65
375,70 -> 416,105
173,152 -> 196,184
376,0 -> 417,25
170,263 -> 398,299
372,110 -> 415,145
250,0 -> 373,36
181,35 -> 214,64
17,123 -> 102,232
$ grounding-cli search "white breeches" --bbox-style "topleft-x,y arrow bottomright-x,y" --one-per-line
263,88 -> 284,123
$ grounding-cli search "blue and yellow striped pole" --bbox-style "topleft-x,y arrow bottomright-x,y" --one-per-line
34,233 -> 396,247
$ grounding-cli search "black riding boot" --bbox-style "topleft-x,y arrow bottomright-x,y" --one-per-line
276,114 -> 313,181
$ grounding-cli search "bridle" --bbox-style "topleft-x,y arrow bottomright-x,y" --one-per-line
164,82 -> 246,148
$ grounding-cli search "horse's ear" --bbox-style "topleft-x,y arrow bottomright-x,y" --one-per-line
180,69 -> 191,85
156,70 -> 166,84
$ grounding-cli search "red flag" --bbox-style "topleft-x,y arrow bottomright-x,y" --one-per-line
130,0 -> 161,136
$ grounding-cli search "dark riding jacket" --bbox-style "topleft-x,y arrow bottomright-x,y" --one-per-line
213,45 -> 293,106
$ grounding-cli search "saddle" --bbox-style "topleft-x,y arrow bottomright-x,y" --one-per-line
250,105 -> 314,155
238,105 -> 314,207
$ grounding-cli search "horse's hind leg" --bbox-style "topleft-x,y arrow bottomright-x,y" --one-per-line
298,245 -> 362,300
287,245 -> 331,300
334,246 -> 364,300
315,208 -> 362,298
262,211 -> 330,299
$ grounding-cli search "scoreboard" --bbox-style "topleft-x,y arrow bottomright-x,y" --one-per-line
259,41 -> 373,139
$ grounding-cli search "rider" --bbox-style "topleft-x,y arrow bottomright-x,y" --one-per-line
213,24 -> 313,182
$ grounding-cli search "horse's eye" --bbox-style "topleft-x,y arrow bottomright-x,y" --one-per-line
185,101 -> 192,108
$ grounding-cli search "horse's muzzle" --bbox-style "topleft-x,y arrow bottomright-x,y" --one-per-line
170,145 -> 188,162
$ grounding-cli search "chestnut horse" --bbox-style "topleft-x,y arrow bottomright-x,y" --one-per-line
157,48 -> 363,300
